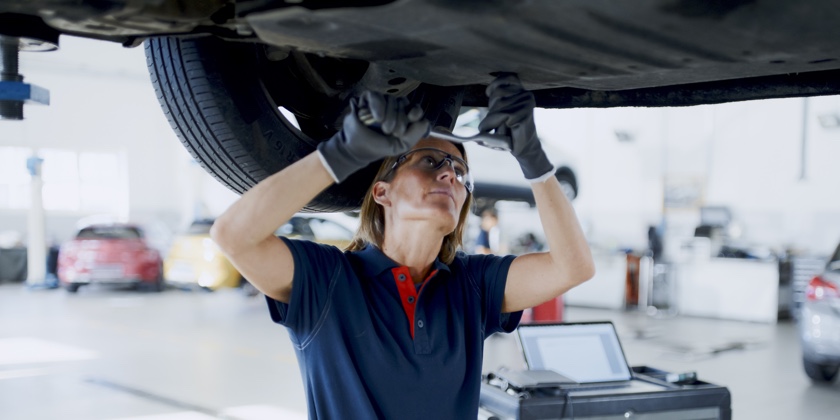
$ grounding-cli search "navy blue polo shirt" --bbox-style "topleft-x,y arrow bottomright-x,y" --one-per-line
266,237 -> 522,420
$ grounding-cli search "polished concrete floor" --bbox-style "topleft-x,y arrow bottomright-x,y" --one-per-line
0,283 -> 837,420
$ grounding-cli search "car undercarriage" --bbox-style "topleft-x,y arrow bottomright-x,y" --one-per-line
3,0 -> 840,210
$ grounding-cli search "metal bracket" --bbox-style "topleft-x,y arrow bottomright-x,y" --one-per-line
0,81 -> 50,104
0,35 -> 51,120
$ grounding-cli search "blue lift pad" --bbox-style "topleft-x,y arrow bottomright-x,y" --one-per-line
0,81 -> 50,105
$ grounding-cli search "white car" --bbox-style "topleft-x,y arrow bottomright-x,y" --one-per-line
799,242 -> 840,383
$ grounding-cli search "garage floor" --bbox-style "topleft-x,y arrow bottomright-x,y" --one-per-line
0,284 -> 837,420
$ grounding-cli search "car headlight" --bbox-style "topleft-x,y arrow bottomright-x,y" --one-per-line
202,238 -> 219,262
198,272 -> 217,287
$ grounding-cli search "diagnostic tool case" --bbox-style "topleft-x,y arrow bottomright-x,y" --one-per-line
480,366 -> 731,420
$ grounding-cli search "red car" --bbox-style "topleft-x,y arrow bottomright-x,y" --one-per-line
57,224 -> 164,293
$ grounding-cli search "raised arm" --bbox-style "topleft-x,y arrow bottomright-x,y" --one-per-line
478,75 -> 595,313
504,176 -> 594,312
210,92 -> 429,303
210,153 -> 331,303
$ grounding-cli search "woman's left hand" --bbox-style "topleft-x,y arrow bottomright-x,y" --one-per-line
478,74 -> 554,181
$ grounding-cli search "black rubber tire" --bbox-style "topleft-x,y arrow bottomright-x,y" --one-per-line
149,275 -> 165,293
66,284 -> 80,293
239,277 -> 260,298
555,166 -> 578,200
144,36 -> 462,211
803,358 -> 839,383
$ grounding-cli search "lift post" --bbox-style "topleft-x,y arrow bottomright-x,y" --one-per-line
0,35 -> 52,120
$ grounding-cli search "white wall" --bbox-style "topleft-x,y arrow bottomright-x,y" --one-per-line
0,36 -> 195,249
536,96 -> 840,255
535,107 -> 666,251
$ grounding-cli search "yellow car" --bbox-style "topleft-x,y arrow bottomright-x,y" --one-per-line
164,216 -> 355,291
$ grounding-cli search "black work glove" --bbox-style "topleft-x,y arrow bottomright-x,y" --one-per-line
478,74 -> 554,181
317,91 -> 430,183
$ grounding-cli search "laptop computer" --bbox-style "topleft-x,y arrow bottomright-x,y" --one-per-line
515,321 -> 634,391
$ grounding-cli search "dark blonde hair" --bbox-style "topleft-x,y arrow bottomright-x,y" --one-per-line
345,142 -> 473,264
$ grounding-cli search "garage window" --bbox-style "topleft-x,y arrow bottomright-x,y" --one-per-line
0,147 -> 127,215
0,147 -> 30,209
77,151 -> 127,213
41,149 -> 81,211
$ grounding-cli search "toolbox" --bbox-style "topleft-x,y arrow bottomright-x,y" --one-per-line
479,366 -> 731,420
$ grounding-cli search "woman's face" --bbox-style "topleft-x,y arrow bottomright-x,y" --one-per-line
378,139 -> 469,232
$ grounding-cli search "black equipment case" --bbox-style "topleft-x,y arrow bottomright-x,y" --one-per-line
480,366 -> 731,420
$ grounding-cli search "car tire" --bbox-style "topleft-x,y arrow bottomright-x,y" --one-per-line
803,358 -> 839,383
150,277 -> 165,293
66,284 -> 80,293
555,166 -> 578,201
239,277 -> 260,298
145,37 -> 463,211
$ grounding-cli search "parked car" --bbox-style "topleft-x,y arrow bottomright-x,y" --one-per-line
798,241 -> 840,383
284,214 -> 356,249
3,2 -> 840,209
57,224 -> 164,293
164,219 -> 241,291
164,216 -> 355,291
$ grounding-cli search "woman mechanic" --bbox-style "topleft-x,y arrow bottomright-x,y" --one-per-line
211,75 -> 595,419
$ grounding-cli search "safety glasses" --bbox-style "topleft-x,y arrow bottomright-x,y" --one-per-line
386,148 -> 474,193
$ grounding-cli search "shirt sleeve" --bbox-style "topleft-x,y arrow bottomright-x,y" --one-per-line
265,237 -> 343,343
475,229 -> 490,249
464,253 -> 523,336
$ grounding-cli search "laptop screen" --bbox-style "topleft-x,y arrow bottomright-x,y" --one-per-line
516,322 -> 633,383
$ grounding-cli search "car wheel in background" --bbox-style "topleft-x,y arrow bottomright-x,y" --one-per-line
240,277 -> 260,298
555,166 -> 578,201
141,268 -> 165,293
803,358 -> 839,383
65,284 -> 80,294
145,37 -> 463,211
151,275 -> 165,293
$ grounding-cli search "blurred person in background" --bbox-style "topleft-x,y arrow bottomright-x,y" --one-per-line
475,207 -> 502,254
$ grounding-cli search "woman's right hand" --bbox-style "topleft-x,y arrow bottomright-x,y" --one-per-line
317,91 -> 430,183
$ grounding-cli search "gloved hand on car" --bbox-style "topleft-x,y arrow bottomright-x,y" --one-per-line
317,91 -> 430,183
479,74 -> 554,182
